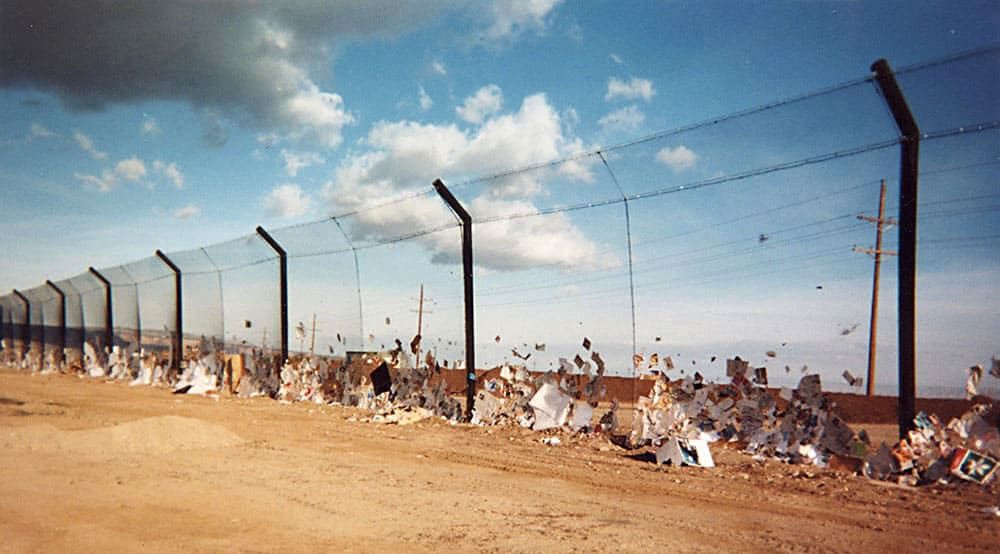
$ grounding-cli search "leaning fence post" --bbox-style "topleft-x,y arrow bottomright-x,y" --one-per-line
45,280 -> 66,367
88,267 -> 114,354
871,58 -> 920,439
155,250 -> 183,373
256,226 -> 288,366
12,289 -> 29,361
433,179 -> 477,421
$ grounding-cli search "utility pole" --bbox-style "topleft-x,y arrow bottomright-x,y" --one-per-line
854,180 -> 897,397
410,284 -> 433,368
309,313 -> 320,356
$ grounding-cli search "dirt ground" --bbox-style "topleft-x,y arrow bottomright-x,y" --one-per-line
1,368 -> 996,553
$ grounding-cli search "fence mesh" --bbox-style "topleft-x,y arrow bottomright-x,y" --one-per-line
3,48 -> 997,398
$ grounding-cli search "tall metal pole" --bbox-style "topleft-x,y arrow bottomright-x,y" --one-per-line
155,250 -> 183,373
331,217 -> 365,350
433,179 -> 476,420
597,152 -> 638,404
45,280 -> 66,367
256,226 -> 288,365
12,289 -> 29,360
871,58 -> 920,438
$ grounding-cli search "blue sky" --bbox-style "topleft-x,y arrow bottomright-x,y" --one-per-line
1,1 -> 998,395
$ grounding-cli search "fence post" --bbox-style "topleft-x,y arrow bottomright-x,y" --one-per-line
12,289 -> 29,362
88,267 -> 114,353
45,280 -> 66,367
432,179 -> 477,420
255,226 -> 288,365
155,250 -> 183,373
871,58 -> 920,438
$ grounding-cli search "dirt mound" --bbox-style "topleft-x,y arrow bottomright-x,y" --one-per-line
2,415 -> 243,457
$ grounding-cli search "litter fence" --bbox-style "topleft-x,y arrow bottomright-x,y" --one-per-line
2,50 -> 998,415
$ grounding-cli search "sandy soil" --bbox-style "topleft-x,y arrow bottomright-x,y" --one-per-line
1,368 -> 996,553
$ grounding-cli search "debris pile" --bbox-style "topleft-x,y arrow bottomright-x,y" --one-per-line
275,354 -> 462,422
630,359 -> 859,468
472,356 -> 613,434
863,405 -> 999,487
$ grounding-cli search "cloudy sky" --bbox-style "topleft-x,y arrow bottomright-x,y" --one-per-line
1,1 -> 998,394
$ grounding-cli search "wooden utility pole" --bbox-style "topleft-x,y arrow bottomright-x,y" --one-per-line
309,313 -> 319,356
854,180 -> 897,397
410,284 -> 432,368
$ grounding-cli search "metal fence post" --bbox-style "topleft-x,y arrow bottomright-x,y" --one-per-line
432,179 -> 476,420
256,226 -> 288,365
45,280 -> 66,366
871,58 -> 920,438
12,289 -> 29,361
155,250 -> 183,372
88,267 -> 114,353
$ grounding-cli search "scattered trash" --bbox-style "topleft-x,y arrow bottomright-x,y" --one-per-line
631,366 -> 859,469
842,370 -> 863,388
541,436 -> 561,446
863,406 -> 999,488
967,364 -> 983,399
839,323 -> 859,336
656,437 -> 714,468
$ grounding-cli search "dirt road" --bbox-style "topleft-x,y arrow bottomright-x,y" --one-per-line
1,369 -> 995,553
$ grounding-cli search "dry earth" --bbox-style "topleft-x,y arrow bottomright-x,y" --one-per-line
1,368 -> 996,553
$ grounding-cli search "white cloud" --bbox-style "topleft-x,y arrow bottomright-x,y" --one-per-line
174,204 -> 201,220
431,60 -> 448,76
74,170 -> 118,193
609,53 -> 624,65
27,123 -> 56,141
321,91 -> 608,270
598,105 -> 645,132
115,157 -> 147,182
605,76 -> 655,102
456,84 -> 503,124
153,160 -> 185,189
280,150 -> 325,177
418,86 -> 433,111
482,0 -> 563,40
264,183 -> 312,217
75,155 -> 156,192
73,129 -> 107,160
141,116 -> 161,137
656,145 -> 698,171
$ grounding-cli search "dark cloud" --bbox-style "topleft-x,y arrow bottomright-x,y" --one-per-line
0,1 -> 455,147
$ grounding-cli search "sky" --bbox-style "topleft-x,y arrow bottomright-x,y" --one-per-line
1,1 -> 998,396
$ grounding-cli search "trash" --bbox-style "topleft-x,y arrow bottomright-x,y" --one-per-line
582,337 -> 591,350
839,323 -> 859,336
842,370 -> 863,388
966,364 -> 983,399
471,391 -> 503,425
655,438 -> 714,468
541,437 -> 561,446
534,343 -> 546,351
370,362 -> 392,396
570,401 -> 595,431
591,351 -> 605,372
982,506 -> 1000,517
529,382 -> 572,431
950,448 -> 998,484
765,350 -> 777,358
